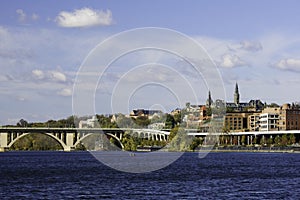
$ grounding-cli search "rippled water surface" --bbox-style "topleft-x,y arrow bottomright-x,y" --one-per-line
0,151 -> 299,199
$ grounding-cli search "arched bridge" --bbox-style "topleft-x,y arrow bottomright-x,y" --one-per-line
0,127 -> 170,151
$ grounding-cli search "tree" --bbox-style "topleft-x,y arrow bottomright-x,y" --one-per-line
168,127 -> 193,151
17,119 -> 28,127
165,114 -> 175,129
206,107 -> 212,117
260,136 -> 266,146
241,135 -> 246,146
281,134 -> 288,146
168,126 -> 179,141
268,103 -> 279,108
190,137 -> 203,151
274,135 -> 281,146
116,114 -> 133,128
289,134 -> 296,145
173,113 -> 182,125
134,116 -> 150,128
267,137 -> 273,147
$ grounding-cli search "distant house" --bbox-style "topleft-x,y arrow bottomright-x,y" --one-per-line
79,116 -> 98,128
130,109 -> 163,119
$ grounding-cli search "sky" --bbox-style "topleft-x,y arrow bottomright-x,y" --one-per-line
1,0 -> 300,125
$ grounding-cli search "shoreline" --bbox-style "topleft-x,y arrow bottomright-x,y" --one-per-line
2,149 -> 300,153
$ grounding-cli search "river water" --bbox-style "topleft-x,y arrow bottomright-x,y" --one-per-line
0,151 -> 299,199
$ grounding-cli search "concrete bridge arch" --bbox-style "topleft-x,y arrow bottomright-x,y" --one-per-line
74,132 -> 124,149
7,132 -> 68,150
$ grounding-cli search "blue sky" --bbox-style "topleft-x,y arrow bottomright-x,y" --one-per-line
1,0 -> 300,125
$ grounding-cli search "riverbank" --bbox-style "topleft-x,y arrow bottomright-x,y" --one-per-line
193,146 -> 300,153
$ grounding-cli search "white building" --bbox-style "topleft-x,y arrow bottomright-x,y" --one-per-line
259,113 -> 279,131
79,116 -> 98,128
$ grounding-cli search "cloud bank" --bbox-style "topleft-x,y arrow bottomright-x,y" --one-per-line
56,8 -> 113,28
274,58 -> 300,72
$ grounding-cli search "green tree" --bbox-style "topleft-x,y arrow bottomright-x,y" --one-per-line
173,113 -> 182,125
134,116 -> 150,128
274,135 -> 281,146
281,134 -> 288,146
168,128 -> 193,151
267,137 -> 273,147
289,134 -> 296,145
10,133 -> 62,150
17,119 -> 28,127
189,137 -> 203,151
268,103 -> 279,108
241,135 -> 246,146
260,136 -> 266,146
165,114 -> 175,129
168,126 -> 179,141
116,114 -> 133,128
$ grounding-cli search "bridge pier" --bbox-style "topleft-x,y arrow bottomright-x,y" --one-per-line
0,147 -> 8,152
0,132 -> 8,151
65,132 -> 75,151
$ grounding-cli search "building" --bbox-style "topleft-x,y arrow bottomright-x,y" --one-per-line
130,109 -> 163,119
182,103 -> 209,128
170,108 -> 181,116
79,116 -> 98,128
248,112 -> 261,131
246,104 -> 300,132
278,103 -> 300,131
259,112 -> 279,131
228,83 -> 264,111
206,90 -> 213,108
224,112 -> 250,132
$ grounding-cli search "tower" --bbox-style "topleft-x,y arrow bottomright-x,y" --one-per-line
234,82 -> 240,105
206,90 -> 213,107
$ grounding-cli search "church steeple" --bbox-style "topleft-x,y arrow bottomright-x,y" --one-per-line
206,90 -> 213,108
234,82 -> 240,105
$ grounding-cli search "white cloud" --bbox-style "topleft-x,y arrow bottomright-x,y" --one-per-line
32,69 -> 44,80
57,88 -> 72,96
31,69 -> 67,82
239,40 -> 263,52
274,58 -> 300,72
55,8 -> 113,28
0,26 -> 8,37
219,54 -> 246,68
16,9 -> 26,22
49,71 -> 67,82
16,9 -> 39,24
31,13 -> 39,21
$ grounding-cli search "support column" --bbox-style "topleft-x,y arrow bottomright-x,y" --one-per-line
238,136 -> 240,146
65,132 -> 75,151
0,133 -> 9,152
247,136 -> 250,145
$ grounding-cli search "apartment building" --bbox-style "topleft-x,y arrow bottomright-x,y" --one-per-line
278,103 -> 300,130
259,113 -> 279,131
248,112 -> 260,131
224,112 -> 250,132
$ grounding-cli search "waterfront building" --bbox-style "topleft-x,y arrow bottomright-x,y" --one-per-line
278,103 -> 300,130
244,107 -> 280,132
259,112 -> 279,131
224,112 -> 250,132
248,112 -> 261,131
